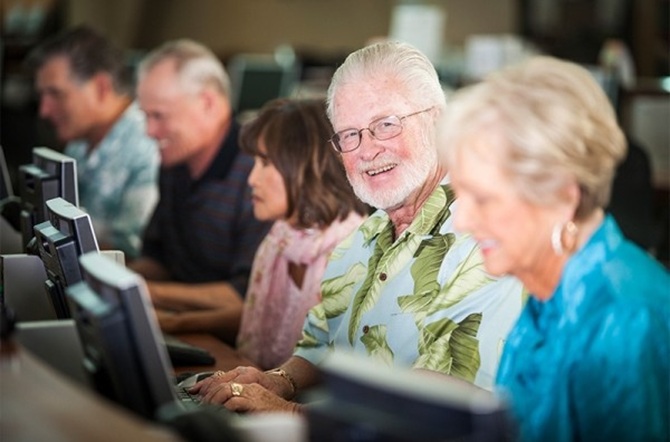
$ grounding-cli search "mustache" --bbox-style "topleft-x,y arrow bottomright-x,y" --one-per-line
355,157 -> 398,174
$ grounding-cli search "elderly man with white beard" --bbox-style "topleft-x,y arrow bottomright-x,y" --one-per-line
189,41 -> 525,414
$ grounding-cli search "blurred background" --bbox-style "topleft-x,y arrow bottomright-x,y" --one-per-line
2,0 -> 668,263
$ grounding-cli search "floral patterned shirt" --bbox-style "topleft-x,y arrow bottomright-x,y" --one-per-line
294,183 -> 524,390
65,102 -> 159,259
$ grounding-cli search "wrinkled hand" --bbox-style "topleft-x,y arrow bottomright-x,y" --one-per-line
190,366 -> 274,395
189,366 -> 299,413
195,380 -> 298,413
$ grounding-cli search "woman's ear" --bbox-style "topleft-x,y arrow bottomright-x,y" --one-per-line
561,180 -> 582,219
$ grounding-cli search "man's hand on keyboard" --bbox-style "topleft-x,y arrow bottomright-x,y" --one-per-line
190,366 -> 270,394
195,378 -> 300,413
188,366 -> 301,413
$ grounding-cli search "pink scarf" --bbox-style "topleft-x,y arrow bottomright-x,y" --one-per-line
236,212 -> 365,369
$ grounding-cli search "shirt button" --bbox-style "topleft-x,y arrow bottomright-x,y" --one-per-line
379,272 -> 387,281
362,325 -> 370,334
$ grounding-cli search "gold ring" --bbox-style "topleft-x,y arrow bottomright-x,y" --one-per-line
230,382 -> 243,397
212,370 -> 226,378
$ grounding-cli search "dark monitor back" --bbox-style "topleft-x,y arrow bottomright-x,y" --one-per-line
34,197 -> 99,319
307,351 -> 515,442
0,145 -> 12,200
0,144 -> 22,253
18,147 -> 78,251
66,252 -> 179,419
583,64 -> 620,110
228,54 -> 298,114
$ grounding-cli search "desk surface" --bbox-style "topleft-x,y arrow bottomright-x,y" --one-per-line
173,333 -> 256,374
0,340 -> 181,442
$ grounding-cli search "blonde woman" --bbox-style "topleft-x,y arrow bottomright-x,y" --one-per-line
441,56 -> 669,442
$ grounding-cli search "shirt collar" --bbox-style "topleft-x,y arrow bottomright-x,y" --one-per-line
358,182 -> 456,244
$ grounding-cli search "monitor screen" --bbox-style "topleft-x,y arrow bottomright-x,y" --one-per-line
34,197 -> 99,319
66,252 -> 180,419
18,147 -> 78,251
307,351 -> 515,442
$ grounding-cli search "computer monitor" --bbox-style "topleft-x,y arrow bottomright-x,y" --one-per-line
307,351 -> 515,442
33,197 -> 99,319
65,252 -> 187,419
0,144 -> 23,254
18,147 -> 78,251
0,145 -> 13,200
583,64 -> 620,110
227,54 -> 298,114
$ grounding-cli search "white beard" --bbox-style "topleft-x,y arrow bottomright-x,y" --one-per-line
348,143 -> 438,210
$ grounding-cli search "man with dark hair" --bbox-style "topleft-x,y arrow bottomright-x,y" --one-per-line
29,25 -> 159,259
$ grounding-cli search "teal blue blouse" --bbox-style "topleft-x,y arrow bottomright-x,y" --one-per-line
496,215 -> 670,442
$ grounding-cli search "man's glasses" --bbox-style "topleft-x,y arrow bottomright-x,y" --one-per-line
328,107 -> 434,153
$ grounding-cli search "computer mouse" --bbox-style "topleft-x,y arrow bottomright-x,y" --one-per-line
176,371 -> 216,389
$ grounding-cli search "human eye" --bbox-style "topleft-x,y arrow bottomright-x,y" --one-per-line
255,153 -> 271,167
471,190 -> 496,208
145,112 -> 164,124
334,129 -> 360,149
338,129 -> 360,142
373,116 -> 401,133
44,87 -> 65,101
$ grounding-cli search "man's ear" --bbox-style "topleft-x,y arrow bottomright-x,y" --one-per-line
198,88 -> 231,124
91,72 -> 114,101
198,88 -> 216,112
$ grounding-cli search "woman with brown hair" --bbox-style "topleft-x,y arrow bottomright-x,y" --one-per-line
233,98 -> 367,369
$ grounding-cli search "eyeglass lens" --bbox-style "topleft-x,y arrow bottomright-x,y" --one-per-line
330,107 -> 432,153
332,115 -> 403,152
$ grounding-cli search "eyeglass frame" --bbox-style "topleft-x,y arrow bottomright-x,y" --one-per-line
328,107 -> 435,153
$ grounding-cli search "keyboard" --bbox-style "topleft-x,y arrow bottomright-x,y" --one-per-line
163,334 -> 216,367
176,386 -> 201,404
174,371 -> 216,405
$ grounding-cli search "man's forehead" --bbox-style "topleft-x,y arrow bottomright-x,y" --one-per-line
38,55 -> 73,76
36,58 -> 80,89
331,96 -> 413,128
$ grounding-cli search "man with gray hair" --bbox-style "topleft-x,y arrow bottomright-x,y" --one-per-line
190,41 -> 524,413
29,25 -> 159,259
131,40 -> 271,341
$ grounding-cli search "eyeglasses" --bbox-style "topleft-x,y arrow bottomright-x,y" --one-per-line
328,107 -> 434,153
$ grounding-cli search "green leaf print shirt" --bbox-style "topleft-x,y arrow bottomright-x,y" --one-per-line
294,183 -> 525,390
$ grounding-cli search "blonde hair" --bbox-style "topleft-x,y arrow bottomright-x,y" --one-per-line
440,56 -> 626,220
